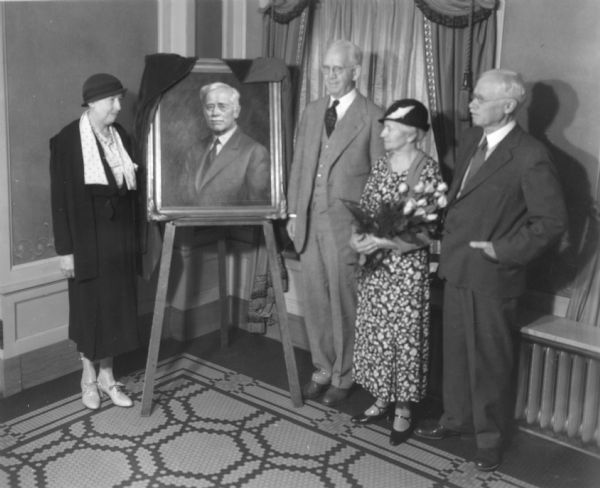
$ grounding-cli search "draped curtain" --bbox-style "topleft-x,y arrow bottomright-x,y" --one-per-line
260,0 -> 312,180
261,0 -> 311,65
299,0 -> 437,159
428,20 -> 496,173
247,0 -> 313,333
416,0 -> 497,176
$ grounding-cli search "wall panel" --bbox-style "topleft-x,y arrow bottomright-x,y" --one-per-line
501,0 -> 600,297
4,1 -> 157,265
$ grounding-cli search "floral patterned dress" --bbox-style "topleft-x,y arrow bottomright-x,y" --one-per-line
352,153 -> 443,403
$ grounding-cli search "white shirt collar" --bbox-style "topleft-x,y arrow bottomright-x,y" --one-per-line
329,88 -> 357,121
213,125 -> 237,152
483,120 -> 516,153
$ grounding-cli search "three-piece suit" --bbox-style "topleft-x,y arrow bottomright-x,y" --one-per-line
287,92 -> 384,389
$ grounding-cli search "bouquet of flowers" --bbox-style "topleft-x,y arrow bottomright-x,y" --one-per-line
343,179 -> 448,271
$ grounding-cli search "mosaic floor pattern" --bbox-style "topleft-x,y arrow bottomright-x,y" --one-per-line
0,354 -> 540,488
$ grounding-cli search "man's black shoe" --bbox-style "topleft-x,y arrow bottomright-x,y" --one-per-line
414,424 -> 462,440
322,386 -> 350,406
302,380 -> 328,400
474,448 -> 501,472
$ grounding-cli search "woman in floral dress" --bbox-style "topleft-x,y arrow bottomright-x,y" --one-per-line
349,99 -> 445,446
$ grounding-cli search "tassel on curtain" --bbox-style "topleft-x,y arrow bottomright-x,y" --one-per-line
457,3 -> 475,122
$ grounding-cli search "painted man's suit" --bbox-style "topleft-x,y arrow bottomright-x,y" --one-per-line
182,127 -> 270,206
437,124 -> 567,450
287,93 -> 384,389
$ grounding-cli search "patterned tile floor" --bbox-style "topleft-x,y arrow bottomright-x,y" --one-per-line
1,329 -> 599,487
1,353 -> 543,488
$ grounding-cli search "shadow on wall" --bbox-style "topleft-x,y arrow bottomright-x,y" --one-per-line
525,81 -> 598,297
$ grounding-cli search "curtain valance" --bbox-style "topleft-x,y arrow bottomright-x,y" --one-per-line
259,0 -> 311,24
414,0 -> 497,27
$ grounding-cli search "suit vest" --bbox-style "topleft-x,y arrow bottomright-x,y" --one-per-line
311,125 -> 335,215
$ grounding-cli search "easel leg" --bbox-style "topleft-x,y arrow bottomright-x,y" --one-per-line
263,221 -> 302,407
140,221 -> 176,416
217,237 -> 228,349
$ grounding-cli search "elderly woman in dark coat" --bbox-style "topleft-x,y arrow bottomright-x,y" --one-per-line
50,73 -> 140,409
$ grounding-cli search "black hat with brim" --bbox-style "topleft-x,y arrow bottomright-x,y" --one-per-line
81,73 -> 126,107
378,98 -> 430,132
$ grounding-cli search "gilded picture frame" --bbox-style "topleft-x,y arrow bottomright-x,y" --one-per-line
146,59 -> 286,221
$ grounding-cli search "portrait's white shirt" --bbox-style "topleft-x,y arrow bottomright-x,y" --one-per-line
213,125 -> 237,155
329,88 -> 357,121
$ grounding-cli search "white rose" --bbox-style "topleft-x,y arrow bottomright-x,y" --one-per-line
426,213 -> 438,221
424,182 -> 436,194
403,198 -> 417,214
413,181 -> 425,193
437,195 -> 448,208
416,198 -> 428,207
398,182 -> 409,194
436,182 -> 448,192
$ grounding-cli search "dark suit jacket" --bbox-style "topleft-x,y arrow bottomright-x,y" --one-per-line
179,127 -> 270,206
49,120 -> 137,281
438,124 -> 567,298
287,93 -> 384,256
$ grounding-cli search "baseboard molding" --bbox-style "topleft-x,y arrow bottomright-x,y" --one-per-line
166,295 -> 249,342
0,339 -> 80,397
518,425 -> 600,460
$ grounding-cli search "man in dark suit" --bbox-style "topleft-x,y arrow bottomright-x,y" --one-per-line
286,40 -> 384,406
415,69 -> 567,471
181,82 -> 270,206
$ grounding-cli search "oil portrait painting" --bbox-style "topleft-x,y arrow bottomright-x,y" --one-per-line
146,59 -> 285,221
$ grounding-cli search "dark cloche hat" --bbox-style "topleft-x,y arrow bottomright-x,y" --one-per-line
379,98 -> 430,131
81,73 -> 126,106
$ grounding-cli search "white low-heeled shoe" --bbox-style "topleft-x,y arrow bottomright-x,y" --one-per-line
97,379 -> 133,408
81,381 -> 100,410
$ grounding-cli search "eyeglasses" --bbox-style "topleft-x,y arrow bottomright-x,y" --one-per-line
321,65 -> 353,77
470,94 -> 513,105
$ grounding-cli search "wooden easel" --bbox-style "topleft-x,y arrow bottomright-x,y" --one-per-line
140,218 -> 302,416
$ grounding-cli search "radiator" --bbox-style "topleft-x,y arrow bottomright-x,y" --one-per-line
515,320 -> 600,449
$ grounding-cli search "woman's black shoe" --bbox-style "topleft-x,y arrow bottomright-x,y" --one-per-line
351,404 -> 391,424
389,424 -> 414,446
389,411 -> 413,446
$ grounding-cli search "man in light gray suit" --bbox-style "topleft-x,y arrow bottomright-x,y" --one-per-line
286,40 -> 384,406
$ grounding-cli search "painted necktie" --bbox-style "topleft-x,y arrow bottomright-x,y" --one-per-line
196,137 -> 221,190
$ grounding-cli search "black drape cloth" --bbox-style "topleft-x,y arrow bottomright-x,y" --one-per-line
134,53 -> 197,279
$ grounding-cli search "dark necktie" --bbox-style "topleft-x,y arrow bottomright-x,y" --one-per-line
464,138 -> 488,185
208,137 -> 221,166
196,137 -> 220,190
324,100 -> 339,137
